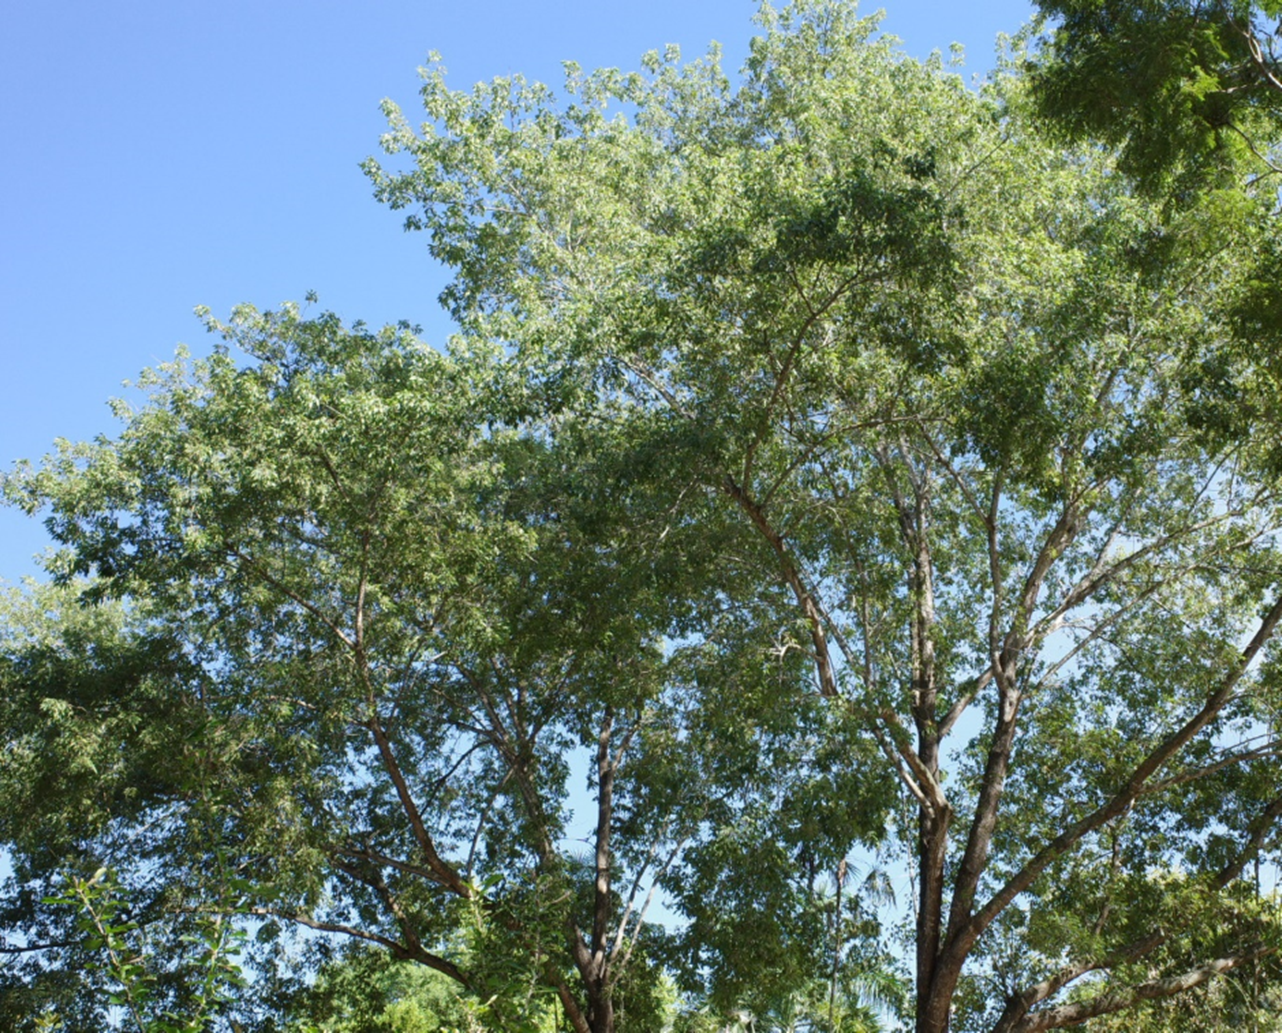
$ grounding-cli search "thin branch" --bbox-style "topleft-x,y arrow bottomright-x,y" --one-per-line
330,844 -> 445,887
915,422 -> 990,530
869,719 -> 929,806
1143,741 -> 1282,799
1034,511 -> 1257,644
614,358 -> 694,420
616,832 -> 693,977
226,545 -> 354,649
938,667 -> 993,739
248,907 -> 469,985
466,768 -> 515,878
1011,948 -> 1278,1033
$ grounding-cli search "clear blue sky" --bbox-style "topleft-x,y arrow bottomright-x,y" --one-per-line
1,0 -> 1034,582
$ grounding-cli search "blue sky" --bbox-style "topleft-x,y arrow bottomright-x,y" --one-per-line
1,0 -> 1034,581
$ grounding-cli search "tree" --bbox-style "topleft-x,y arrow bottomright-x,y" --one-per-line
0,581 -> 252,1033
1028,0 -> 1282,190
364,1 -> 1282,1029
7,2 -> 1282,1031
1,307 -> 728,1032
1027,0 -> 1282,442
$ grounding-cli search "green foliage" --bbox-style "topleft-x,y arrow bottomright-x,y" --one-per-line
278,946 -> 481,1032
40,868 -> 245,1033
1,300 -> 696,1028
6,3 -> 1282,1032
1029,0 -> 1282,192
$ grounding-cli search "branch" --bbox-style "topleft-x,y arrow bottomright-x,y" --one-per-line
332,855 -> 428,962
722,474 -> 838,697
1005,499 -> 1083,658
915,421 -> 991,531
226,545 -> 354,649
948,501 -> 1086,952
1214,791 -> 1282,889
609,822 -> 671,962
457,665 -> 558,863
590,708 -> 615,972
365,710 -> 472,899
869,718 -> 929,807
556,980 -> 592,1033
609,822 -> 689,966
997,790 -> 1282,1032
1011,948 -> 1278,1033
466,768 -> 514,877
248,907 -> 469,986
1142,740 -> 1282,800
616,832 -> 693,977
992,931 -> 1165,1033
331,844 -> 441,885
938,667 -> 993,740
944,680 -> 1023,944
877,708 -> 948,814
0,938 -> 81,954
1034,511 -> 1257,646
614,358 -> 694,420
1238,16 -> 1282,95
954,591 -> 1282,963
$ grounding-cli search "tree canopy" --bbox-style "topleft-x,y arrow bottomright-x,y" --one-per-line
6,3 -> 1282,1032
1029,0 -> 1282,190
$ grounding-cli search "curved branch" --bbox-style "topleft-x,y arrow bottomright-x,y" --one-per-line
722,474 -> 838,697
248,907 -> 469,986
1011,948 -> 1277,1033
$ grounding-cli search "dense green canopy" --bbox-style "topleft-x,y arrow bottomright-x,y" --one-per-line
1030,0 -> 1282,190
5,3 -> 1282,1032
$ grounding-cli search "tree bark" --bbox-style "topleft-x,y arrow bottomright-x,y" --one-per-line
567,707 -> 620,1033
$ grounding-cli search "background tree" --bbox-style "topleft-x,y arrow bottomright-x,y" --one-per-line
0,581 -> 250,1033
1,303 -> 728,1033
272,944 -> 499,1032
